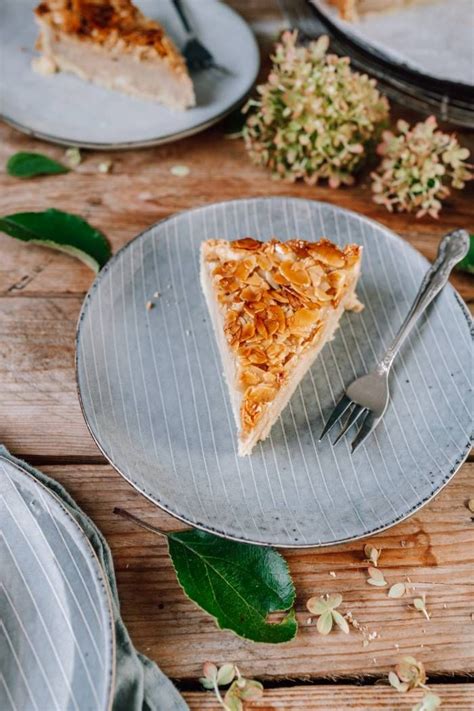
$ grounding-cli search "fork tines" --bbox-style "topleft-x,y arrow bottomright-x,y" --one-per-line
319,396 -> 377,452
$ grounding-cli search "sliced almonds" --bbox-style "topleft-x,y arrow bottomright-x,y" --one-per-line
204,237 -> 361,436
467,498 -> 474,513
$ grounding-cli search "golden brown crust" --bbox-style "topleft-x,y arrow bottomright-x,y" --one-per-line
327,0 -> 358,19
34,0 -> 187,70
202,237 -> 362,436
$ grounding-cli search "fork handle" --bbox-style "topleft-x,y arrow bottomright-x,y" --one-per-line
378,229 -> 470,373
171,0 -> 193,35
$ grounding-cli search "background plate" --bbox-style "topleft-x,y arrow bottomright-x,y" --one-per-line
0,455 -> 115,711
310,0 -> 473,87
0,0 -> 259,148
76,198 -> 472,547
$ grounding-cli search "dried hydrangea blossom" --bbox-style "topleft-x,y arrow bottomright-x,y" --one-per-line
242,31 -> 389,188
371,116 -> 472,218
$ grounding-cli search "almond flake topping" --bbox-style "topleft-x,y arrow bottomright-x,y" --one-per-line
203,237 -> 362,434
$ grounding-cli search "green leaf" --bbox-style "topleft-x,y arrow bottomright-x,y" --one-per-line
7,152 -> 69,179
0,208 -> 111,272
316,611 -> 333,635
456,233 -> 474,274
167,529 -> 297,643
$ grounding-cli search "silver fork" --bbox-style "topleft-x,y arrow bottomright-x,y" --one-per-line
319,229 -> 470,452
171,0 -> 231,75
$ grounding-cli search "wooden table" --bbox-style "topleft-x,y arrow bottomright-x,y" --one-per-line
1,2 -> 473,708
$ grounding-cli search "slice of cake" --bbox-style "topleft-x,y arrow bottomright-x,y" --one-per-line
201,237 -> 363,456
33,0 -> 195,109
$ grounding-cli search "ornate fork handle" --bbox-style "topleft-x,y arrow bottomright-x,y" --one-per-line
377,229 -> 470,374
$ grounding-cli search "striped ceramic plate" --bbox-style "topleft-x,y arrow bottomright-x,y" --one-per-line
0,455 -> 115,711
76,198 -> 472,547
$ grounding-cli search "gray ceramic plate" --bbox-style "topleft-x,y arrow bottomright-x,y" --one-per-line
0,455 -> 115,711
310,0 -> 473,87
76,198 -> 472,547
0,0 -> 259,148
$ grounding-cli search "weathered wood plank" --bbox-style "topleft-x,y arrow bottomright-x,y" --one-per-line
1,121 -> 473,301
0,296 -> 95,459
38,462 -> 474,681
184,685 -> 474,710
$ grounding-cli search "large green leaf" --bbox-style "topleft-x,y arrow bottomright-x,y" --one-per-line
7,152 -> 69,179
0,208 -> 111,272
456,233 -> 474,275
168,528 -> 297,643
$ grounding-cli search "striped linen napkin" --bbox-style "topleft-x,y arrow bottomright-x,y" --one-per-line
0,446 -> 188,711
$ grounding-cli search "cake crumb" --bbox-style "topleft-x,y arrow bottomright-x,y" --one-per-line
32,55 -> 57,75
98,160 -> 113,174
138,191 -> 154,201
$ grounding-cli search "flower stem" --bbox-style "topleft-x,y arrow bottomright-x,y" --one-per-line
113,507 -> 169,539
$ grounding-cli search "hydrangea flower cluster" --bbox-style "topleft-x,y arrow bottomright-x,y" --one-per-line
242,31 -> 389,188
371,116 -> 472,218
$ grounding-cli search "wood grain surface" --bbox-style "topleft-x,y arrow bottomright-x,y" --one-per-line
40,462 -> 474,681
1,0 -> 473,706
184,685 -> 474,710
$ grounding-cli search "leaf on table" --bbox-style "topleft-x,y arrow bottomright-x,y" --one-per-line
455,233 -> 474,274
332,609 -> 349,634
167,528 -> 297,643
316,610 -> 333,635
367,566 -> 387,587
216,663 -> 236,686
307,593 -> 349,636
413,594 -> 431,621
0,208 -> 111,272
7,151 -> 70,179
388,582 -> 406,599
65,147 -> 82,167
364,544 -> 381,567
411,691 -> 442,711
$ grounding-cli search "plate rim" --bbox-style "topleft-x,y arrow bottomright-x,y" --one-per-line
1,452 -> 116,709
0,0 -> 260,149
75,196 -> 473,548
